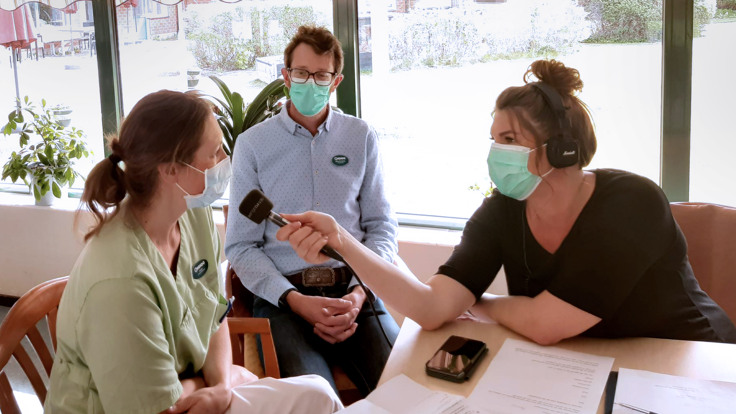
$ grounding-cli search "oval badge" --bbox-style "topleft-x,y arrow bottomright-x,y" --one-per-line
192,259 -> 208,279
332,155 -> 349,166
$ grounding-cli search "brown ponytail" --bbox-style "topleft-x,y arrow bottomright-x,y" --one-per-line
495,59 -> 597,167
78,90 -> 213,242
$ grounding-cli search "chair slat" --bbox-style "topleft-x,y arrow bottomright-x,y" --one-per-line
0,371 -> 23,414
26,325 -> 55,376
12,345 -> 47,404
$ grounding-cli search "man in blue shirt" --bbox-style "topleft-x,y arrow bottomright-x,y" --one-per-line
225,25 -> 399,397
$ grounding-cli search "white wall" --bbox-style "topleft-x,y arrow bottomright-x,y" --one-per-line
0,195 -> 506,306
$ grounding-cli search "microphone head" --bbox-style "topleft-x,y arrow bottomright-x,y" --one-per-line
239,189 -> 273,224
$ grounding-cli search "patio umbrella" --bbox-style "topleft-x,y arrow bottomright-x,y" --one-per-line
0,4 -> 35,109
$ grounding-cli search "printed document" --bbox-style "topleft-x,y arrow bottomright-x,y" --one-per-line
336,374 -> 481,414
465,338 -> 614,414
612,367 -> 736,414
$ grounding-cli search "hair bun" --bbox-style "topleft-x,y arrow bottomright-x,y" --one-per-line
525,59 -> 583,97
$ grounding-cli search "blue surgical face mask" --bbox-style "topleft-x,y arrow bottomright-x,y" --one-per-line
289,79 -> 331,117
487,142 -> 550,200
177,157 -> 232,209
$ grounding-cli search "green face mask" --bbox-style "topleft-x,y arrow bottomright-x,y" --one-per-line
487,142 -> 549,200
289,80 -> 331,117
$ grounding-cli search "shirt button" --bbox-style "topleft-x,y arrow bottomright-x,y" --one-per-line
316,202 -> 320,206
315,170 -> 318,175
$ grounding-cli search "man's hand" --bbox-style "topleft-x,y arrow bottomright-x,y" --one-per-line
287,291 -> 361,344
167,384 -> 231,414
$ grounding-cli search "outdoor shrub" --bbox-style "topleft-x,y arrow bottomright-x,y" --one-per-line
580,0 -> 663,43
184,9 -> 253,71
183,3 -> 324,72
581,0 -> 714,43
386,1 -> 591,71
718,0 -> 736,10
388,10 -> 482,70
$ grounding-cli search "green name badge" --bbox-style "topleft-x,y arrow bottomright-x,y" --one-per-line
332,155 -> 349,166
192,259 -> 208,279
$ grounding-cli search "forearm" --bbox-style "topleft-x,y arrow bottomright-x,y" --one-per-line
475,292 -> 600,345
339,228 -> 469,329
202,322 -> 231,389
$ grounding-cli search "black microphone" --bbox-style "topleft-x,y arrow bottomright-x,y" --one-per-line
239,189 -> 345,263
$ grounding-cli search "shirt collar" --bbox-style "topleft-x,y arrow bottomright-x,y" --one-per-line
279,101 -> 334,137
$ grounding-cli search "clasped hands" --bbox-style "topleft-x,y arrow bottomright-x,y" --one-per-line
287,287 -> 366,344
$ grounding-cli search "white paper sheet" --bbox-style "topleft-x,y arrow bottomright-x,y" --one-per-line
336,374 -> 482,414
465,338 -> 614,414
612,368 -> 736,414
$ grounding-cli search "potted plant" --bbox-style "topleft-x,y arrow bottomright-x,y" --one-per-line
50,103 -> 73,127
208,76 -> 287,156
187,67 -> 202,89
2,97 -> 90,206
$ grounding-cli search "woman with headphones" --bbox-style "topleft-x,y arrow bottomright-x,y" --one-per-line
273,59 -> 736,345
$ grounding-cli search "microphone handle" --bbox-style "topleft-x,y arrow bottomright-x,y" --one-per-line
267,212 -> 345,263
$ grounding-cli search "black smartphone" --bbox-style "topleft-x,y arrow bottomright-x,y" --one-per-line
425,335 -> 488,383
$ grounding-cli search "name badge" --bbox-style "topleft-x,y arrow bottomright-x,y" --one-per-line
332,155 -> 349,166
192,259 -> 208,279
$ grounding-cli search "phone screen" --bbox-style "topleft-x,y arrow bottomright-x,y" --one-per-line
426,335 -> 487,376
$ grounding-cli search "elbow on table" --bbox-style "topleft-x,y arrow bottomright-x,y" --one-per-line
524,325 -> 570,346
415,318 -> 446,331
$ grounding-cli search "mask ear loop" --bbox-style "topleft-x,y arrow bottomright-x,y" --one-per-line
530,143 -> 555,178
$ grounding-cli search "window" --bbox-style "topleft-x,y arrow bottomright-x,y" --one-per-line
357,0 -> 663,219
0,1 -> 103,189
117,0 -> 333,116
690,3 -> 736,206
142,0 -> 168,19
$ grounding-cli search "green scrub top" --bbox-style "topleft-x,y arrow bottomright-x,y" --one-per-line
44,206 -> 229,414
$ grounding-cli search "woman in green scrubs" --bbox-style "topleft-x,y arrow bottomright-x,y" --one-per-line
44,90 -> 342,414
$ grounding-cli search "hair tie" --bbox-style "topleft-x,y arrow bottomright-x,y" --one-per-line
108,153 -> 122,180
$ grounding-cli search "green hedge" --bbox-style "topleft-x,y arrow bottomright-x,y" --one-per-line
184,5 -> 319,71
581,0 -> 713,43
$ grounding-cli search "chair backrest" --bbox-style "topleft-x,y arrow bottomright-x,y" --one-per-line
0,276 -> 67,414
670,202 -> 736,323
227,317 -> 280,378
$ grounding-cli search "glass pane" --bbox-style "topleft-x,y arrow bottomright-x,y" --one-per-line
116,0 -> 333,202
690,3 -> 736,206
0,1 -> 102,190
358,0 -> 663,219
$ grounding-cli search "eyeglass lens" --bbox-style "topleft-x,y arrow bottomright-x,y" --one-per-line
289,68 -> 334,86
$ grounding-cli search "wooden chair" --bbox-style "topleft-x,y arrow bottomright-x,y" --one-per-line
0,276 -> 280,413
0,276 -> 65,414
671,202 -> 736,323
222,205 -> 362,405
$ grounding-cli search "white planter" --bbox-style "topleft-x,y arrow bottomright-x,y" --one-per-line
31,177 -> 67,207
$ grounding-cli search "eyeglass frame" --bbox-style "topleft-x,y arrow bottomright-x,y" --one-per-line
286,68 -> 338,86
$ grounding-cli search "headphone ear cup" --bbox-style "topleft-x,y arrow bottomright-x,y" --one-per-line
546,137 -> 579,168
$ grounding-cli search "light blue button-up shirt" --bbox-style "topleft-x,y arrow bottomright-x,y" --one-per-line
225,102 -> 398,306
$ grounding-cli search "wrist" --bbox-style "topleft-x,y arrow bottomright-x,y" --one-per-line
278,288 -> 298,311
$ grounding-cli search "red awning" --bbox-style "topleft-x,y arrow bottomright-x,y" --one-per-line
0,4 -> 35,49
62,1 -> 77,13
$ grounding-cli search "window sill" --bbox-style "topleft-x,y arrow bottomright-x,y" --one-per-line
0,192 -> 463,247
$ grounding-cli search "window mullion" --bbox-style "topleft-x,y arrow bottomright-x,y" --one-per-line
661,0 -> 693,202
332,0 -> 361,117
92,0 -> 124,156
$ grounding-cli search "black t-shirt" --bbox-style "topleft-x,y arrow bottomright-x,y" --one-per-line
439,169 -> 736,343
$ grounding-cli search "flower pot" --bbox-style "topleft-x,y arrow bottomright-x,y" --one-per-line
52,107 -> 73,127
31,176 -> 67,206
187,68 -> 201,89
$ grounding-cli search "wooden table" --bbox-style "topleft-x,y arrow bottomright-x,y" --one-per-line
379,319 -> 736,413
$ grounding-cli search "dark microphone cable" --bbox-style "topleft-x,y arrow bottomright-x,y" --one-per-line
239,189 -> 394,348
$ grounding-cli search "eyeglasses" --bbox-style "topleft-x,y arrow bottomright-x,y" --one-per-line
287,68 -> 336,86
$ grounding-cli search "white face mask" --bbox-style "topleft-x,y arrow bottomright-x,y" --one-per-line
176,157 -> 232,209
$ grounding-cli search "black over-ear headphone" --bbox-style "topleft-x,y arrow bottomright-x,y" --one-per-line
529,82 -> 579,168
